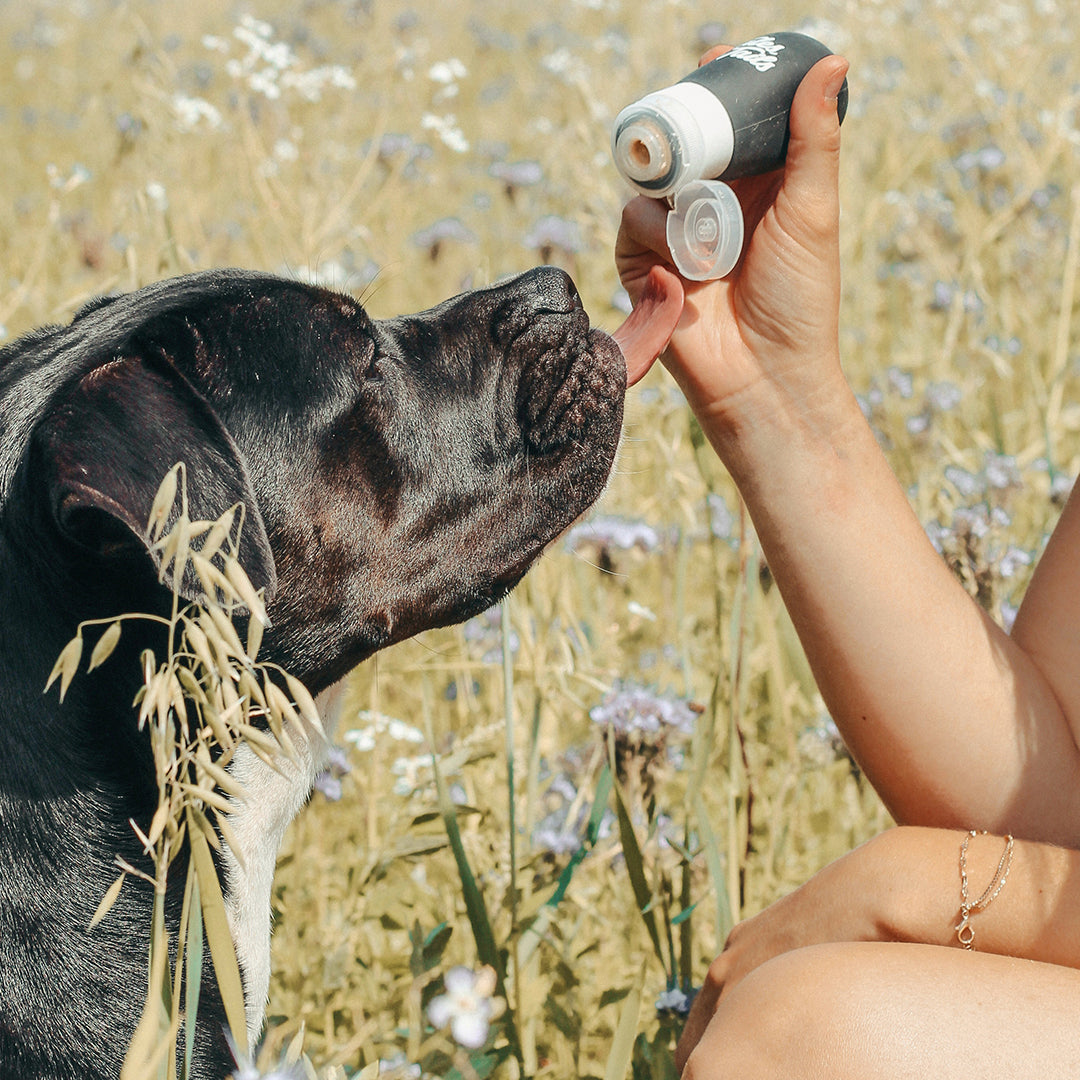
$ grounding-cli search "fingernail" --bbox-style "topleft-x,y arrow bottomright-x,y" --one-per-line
824,60 -> 849,102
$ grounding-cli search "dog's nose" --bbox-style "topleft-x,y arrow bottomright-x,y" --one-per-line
490,266 -> 585,350
520,265 -> 581,316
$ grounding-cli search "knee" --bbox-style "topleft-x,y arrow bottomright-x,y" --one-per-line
680,944 -> 865,1080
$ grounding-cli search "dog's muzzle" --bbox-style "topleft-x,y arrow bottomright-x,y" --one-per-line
510,269 -> 626,455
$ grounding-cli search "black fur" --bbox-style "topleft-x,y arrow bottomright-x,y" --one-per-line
0,266 -> 625,1079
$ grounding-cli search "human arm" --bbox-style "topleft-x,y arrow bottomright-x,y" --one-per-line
674,825 -> 1080,1072
615,53 -> 1080,843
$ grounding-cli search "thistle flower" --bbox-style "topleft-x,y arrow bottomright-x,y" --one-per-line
489,159 -> 543,201
943,465 -> 986,500
532,818 -> 582,855
532,750 -> 617,855
463,605 -> 518,664
145,182 -> 169,212
655,985 -> 696,1017
523,214 -> 583,258
590,684 -> 697,738
390,751 -> 439,797
954,144 -> 1006,173
998,546 -> 1033,579
171,94 -> 223,133
983,452 -> 1021,491
312,745 -> 351,802
410,217 -> 477,260
47,162 -> 92,191
886,365 -> 914,399
565,515 -> 661,555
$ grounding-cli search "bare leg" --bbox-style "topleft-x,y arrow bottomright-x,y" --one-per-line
681,942 -> 1080,1079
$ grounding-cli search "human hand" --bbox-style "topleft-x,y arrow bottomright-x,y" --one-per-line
674,833 -> 890,1074
615,49 -> 850,446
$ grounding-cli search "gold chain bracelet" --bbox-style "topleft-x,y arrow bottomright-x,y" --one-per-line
955,830 -> 1014,950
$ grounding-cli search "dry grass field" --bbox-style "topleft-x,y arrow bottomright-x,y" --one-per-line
4,0 -> 1080,1076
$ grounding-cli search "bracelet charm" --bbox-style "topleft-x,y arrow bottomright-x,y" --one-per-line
955,830 -> 1014,951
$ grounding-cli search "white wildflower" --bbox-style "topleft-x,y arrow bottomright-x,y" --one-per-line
282,65 -> 357,102
171,95 -> 223,132
145,182 -> 168,212
343,711 -> 425,754
387,718 -> 424,744
427,966 -> 500,1049
247,68 -> 282,99
47,162 -> 92,192
421,113 -> 470,153
428,58 -> 467,84
391,754 -> 431,796
272,138 -> 299,163
379,1052 -> 421,1077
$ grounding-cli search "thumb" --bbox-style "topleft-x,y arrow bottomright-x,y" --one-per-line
779,54 -> 849,238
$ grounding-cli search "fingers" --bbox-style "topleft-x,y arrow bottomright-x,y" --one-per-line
698,43 -> 731,66
613,198 -> 686,384
781,54 -> 849,236
615,196 -> 672,277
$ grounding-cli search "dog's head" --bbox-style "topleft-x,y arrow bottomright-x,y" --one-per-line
10,265 -> 624,690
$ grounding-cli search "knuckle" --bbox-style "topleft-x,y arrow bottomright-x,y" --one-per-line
704,952 -> 728,988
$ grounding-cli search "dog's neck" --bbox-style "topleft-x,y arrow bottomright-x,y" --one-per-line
220,681 -> 343,1042
0,530 -> 341,1063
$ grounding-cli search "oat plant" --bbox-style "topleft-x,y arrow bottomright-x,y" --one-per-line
47,463 -> 323,1080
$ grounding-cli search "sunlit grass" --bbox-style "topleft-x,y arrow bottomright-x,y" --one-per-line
6,0 -> 1080,1076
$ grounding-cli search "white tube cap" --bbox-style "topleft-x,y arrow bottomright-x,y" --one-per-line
665,180 -> 744,280
611,83 -> 734,200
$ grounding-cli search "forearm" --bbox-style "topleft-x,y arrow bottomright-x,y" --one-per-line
702,373 -> 1080,844
616,53 -> 1080,840
874,826 -> 1080,968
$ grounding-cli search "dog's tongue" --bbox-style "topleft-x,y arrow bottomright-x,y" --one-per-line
612,266 -> 684,387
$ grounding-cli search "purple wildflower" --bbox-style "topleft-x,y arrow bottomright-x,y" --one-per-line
410,217 -> 476,261
565,515 -> 660,555
312,743 -> 351,801
655,985 -> 696,1017
489,159 -> 544,201
523,214 -> 583,259
590,684 -> 697,738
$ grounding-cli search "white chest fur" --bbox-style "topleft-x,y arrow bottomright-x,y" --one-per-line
220,681 -> 344,1042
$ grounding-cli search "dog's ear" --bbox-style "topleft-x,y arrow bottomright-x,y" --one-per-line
35,355 -> 276,600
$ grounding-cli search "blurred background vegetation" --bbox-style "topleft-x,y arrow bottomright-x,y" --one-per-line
4,0 -> 1080,1075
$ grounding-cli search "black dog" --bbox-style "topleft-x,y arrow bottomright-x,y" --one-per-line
0,265 -> 626,1079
